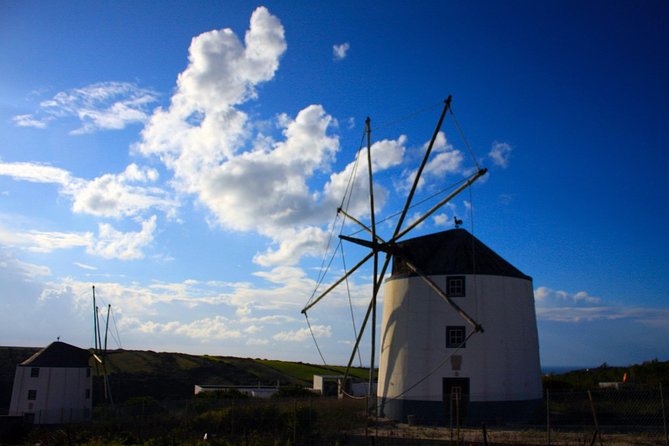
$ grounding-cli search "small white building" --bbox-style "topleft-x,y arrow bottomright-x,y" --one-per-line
312,375 -> 343,397
312,375 -> 373,397
194,384 -> 279,399
9,341 -> 92,424
377,229 -> 542,425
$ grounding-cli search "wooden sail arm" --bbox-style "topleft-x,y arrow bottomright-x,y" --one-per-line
337,207 -> 386,244
341,251 -> 392,389
393,167 -> 487,243
391,97 -> 452,240
338,234 -> 395,253
301,250 -> 375,314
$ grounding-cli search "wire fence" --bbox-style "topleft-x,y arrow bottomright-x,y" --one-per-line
543,386 -> 669,446
12,386 -> 669,445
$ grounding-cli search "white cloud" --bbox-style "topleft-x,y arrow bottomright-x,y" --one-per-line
0,162 -> 73,185
70,166 -> 174,219
0,161 -> 177,219
322,136 -> 406,221
13,114 -> 49,128
402,132 -> 465,192
92,215 -> 157,260
23,230 -> 93,253
0,216 -> 157,260
488,142 -> 512,168
535,286 -> 601,305
197,105 -> 339,234
0,251 -> 51,279
253,227 -> 328,267
132,6 -> 413,268
433,213 -> 448,226
274,324 -> 331,342
136,8 -> 350,267
533,286 -> 669,328
138,316 -> 243,340
333,42 -> 350,60
73,262 -> 97,271
14,81 -> 158,134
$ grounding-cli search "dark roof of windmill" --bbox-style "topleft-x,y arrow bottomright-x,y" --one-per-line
391,228 -> 531,280
19,341 -> 91,368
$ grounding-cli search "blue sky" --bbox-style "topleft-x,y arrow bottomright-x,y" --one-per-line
1,1 -> 668,368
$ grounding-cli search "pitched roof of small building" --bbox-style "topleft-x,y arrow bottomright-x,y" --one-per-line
20,341 -> 91,368
391,228 -> 530,280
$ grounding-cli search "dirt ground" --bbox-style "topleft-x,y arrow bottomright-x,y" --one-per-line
357,420 -> 667,446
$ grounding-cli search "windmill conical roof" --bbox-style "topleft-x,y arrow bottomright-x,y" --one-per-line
20,341 -> 91,368
391,228 -> 530,280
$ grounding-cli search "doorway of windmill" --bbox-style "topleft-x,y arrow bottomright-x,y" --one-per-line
443,377 -> 469,426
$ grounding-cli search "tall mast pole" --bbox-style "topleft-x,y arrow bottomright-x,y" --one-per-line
104,304 -> 111,352
365,117 -> 378,414
92,286 -> 98,352
103,304 -> 113,405
96,306 -> 103,360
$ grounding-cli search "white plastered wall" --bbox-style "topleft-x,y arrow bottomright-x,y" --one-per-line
378,274 -> 542,403
9,366 -> 92,423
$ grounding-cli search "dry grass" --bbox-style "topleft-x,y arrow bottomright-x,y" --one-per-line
359,420 -> 667,445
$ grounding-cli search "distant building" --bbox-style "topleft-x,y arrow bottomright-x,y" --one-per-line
194,384 -> 279,399
312,375 -> 372,397
8,341 -> 92,424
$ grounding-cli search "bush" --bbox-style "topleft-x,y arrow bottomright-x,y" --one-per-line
271,385 -> 318,399
195,389 -> 251,400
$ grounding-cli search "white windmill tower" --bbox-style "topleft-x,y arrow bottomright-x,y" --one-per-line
301,96 -> 542,425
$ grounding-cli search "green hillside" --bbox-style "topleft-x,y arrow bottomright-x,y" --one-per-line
257,359 -> 371,382
5,344 -> 668,411
0,347 -> 371,409
543,359 -> 669,391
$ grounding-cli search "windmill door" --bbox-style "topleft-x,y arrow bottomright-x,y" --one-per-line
443,377 -> 469,425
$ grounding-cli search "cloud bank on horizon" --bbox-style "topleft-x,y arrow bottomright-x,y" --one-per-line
1,5 -> 667,366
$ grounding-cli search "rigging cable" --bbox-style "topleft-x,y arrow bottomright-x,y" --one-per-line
346,176 -> 470,239
304,312 -> 328,365
375,330 -> 478,409
305,130 -> 365,308
303,127 -> 367,364
109,305 -> 123,349
449,105 -> 481,171
340,242 -> 364,367
468,182 -> 480,326
369,100 -> 443,133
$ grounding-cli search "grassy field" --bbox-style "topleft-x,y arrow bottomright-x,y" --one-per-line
0,347 -> 371,409
3,347 -> 669,445
257,359 -> 371,382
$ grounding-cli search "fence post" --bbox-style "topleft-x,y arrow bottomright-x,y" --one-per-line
660,383 -> 668,446
587,390 -> 603,446
546,389 -> 551,446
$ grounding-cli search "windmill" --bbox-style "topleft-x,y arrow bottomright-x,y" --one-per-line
301,96 -> 489,412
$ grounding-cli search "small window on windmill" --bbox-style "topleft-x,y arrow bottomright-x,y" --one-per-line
30,367 -> 39,378
27,389 -> 37,401
446,326 -> 466,348
446,276 -> 466,297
